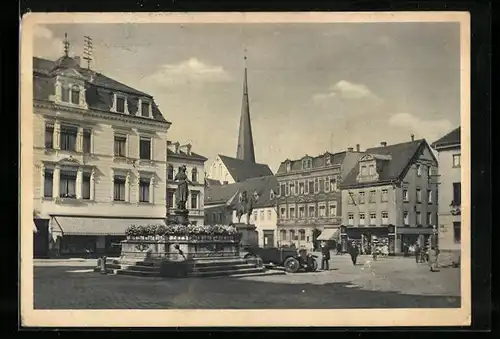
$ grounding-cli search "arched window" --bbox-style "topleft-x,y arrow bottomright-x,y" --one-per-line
280,229 -> 287,241
167,165 -> 174,180
299,229 -> 306,241
191,167 -> 198,182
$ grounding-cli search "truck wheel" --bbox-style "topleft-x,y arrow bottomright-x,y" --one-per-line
284,257 -> 300,273
307,258 -> 318,272
244,253 -> 257,259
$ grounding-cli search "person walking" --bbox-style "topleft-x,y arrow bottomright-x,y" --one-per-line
428,233 -> 440,272
320,241 -> 330,270
415,243 -> 421,263
348,242 -> 359,266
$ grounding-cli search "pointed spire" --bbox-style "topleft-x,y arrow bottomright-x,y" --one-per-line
63,32 -> 70,56
236,50 -> 256,163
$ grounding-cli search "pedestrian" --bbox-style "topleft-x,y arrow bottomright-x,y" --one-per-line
349,242 -> 359,266
428,234 -> 440,272
320,241 -> 330,270
336,242 -> 342,255
415,243 -> 421,263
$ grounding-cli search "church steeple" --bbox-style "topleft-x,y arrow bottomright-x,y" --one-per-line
236,51 -> 256,163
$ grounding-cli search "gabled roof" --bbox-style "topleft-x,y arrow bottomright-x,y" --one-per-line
167,148 -> 207,162
340,139 -> 430,189
276,151 -> 347,174
205,175 -> 278,209
205,178 -> 222,187
33,56 -> 169,124
218,154 -> 273,182
431,126 -> 461,149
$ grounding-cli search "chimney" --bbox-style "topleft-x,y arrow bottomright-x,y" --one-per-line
411,134 -> 415,141
381,141 -> 387,147
347,147 -> 354,152
356,144 -> 360,152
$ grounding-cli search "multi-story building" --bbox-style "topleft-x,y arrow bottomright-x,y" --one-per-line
32,45 -> 170,258
166,141 -> 207,225
275,147 -> 363,250
204,176 -> 278,247
339,137 -> 439,255
432,127 -> 461,265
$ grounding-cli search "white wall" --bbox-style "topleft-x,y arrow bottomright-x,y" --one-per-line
232,207 -> 277,247
206,156 -> 235,184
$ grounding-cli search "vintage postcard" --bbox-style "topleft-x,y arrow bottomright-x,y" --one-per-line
20,12 -> 471,327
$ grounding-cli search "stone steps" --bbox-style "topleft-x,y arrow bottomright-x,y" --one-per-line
192,263 -> 257,273
189,267 -> 265,278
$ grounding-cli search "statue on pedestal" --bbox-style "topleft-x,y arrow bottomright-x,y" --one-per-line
170,165 -> 191,225
235,190 -> 257,225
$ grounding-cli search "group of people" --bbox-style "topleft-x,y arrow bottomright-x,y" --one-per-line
320,241 -> 360,270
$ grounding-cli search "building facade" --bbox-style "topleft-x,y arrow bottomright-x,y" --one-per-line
166,141 -> 207,225
339,138 -> 439,255
32,50 -> 170,258
275,149 -> 363,250
432,127 -> 461,264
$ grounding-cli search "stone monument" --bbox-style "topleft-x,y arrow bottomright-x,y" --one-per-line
234,190 -> 259,249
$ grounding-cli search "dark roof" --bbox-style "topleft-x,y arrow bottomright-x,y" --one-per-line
33,56 -> 168,123
431,127 -> 461,148
205,175 -> 278,209
167,149 -> 207,162
340,139 -> 428,188
205,178 -> 222,187
218,154 -> 273,182
276,151 -> 347,174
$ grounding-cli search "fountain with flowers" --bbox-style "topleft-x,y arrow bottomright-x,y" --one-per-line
98,165 -> 265,278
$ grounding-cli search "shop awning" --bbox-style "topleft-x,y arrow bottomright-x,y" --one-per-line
52,216 -> 166,236
317,228 -> 340,241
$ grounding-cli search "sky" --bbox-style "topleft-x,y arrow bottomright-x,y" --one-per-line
33,22 -> 461,173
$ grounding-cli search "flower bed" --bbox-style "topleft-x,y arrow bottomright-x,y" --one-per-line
125,224 -> 238,239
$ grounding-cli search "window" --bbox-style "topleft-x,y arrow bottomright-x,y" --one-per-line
347,192 -> 354,205
139,178 -> 150,202
368,165 -> 375,175
428,190 -> 432,203
60,125 -> 77,151
280,207 -> 286,218
308,206 -> 315,217
82,173 -> 91,200
82,129 -> 91,153
359,192 -> 365,204
298,206 -> 305,218
139,138 -> 151,160
289,182 -> 294,195
329,203 -> 337,216
416,212 -> 422,225
294,181 -> 299,195
453,182 -> 461,204
403,189 -> 409,202
285,182 -> 290,196
280,183 -> 285,196
260,210 -> 265,221
427,212 -> 432,225
45,123 -> 54,149
299,182 -> 305,194
360,165 -> 367,175
369,212 -> 376,225
453,222 -> 461,243
167,190 -> 174,208
365,190 -> 374,203
289,207 -> 295,218
43,169 -> 53,197
302,159 -> 312,170
191,168 -> 198,182
285,162 -> 291,172
348,213 -> 354,225
324,177 -> 330,192
416,164 -> 422,176
280,230 -> 287,241
141,101 -> 150,117
219,213 -> 224,223
403,211 -> 409,225
381,189 -> 388,202
381,211 -> 389,224
114,135 -> 127,157
116,97 -> 126,113
308,180 -> 314,194
299,229 -> 306,241
416,189 -> 422,203
453,154 -> 461,168
319,178 -> 324,192
314,179 -> 319,193
267,210 -> 272,220
113,175 -> 126,201
319,205 -> 326,217
325,155 -> 331,165
428,166 -> 432,177
190,191 -> 198,209
61,86 -> 70,102
71,86 -> 80,104
359,213 -> 365,225
59,170 -> 77,198
330,178 -> 337,191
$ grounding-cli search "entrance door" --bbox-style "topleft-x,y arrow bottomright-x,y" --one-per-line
33,219 -> 49,258
263,230 -> 275,248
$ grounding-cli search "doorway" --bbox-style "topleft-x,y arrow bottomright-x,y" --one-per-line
263,230 -> 275,248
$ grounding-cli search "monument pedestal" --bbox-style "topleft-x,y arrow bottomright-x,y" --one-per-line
234,223 -> 258,249
166,209 -> 189,226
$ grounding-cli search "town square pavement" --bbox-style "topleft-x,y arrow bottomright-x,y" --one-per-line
33,255 -> 460,309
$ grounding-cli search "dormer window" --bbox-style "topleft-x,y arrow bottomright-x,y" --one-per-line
141,100 -> 150,118
302,158 -> 312,170
61,86 -> 70,102
360,165 -> 367,175
285,162 -> 291,172
116,96 -> 126,113
71,85 -> 80,105
325,155 -> 331,165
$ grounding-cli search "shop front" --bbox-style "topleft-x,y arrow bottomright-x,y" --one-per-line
396,226 -> 437,256
316,227 -> 340,252
342,225 -> 391,255
49,216 -> 166,258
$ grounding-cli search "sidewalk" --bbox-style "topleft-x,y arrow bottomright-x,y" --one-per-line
34,258 -> 99,267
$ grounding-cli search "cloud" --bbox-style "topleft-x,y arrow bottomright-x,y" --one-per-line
388,113 -> 453,142
33,25 -> 66,60
143,58 -> 232,87
313,80 -> 382,103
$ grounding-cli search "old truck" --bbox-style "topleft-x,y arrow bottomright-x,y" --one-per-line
242,247 -> 318,273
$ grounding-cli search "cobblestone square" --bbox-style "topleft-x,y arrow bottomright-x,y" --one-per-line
34,255 -> 460,309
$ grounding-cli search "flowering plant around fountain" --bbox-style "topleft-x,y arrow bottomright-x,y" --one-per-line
125,224 -> 238,238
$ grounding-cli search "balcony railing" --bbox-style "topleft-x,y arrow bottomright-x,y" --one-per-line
277,216 -> 342,226
450,200 -> 461,216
